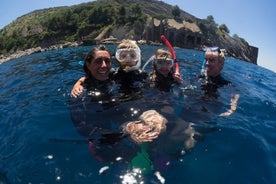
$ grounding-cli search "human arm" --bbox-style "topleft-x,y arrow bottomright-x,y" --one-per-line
173,72 -> 183,84
97,120 -> 161,144
219,94 -> 240,117
123,121 -> 159,143
69,97 -> 163,145
69,96 -> 125,143
123,109 -> 167,144
71,77 -> 86,97
97,109 -> 167,144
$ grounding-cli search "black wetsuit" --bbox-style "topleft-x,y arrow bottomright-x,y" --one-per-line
149,70 -> 176,92
111,68 -> 149,102
69,76 -> 139,162
200,74 -> 232,98
69,77 -> 120,138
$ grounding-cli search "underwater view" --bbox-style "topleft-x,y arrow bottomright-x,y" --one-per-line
0,45 -> 276,184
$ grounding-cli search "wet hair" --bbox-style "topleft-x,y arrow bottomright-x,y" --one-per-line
205,47 -> 225,63
205,47 -> 226,72
117,39 -> 139,49
154,48 -> 172,58
217,50 -> 225,62
152,49 -> 173,73
83,45 -> 111,78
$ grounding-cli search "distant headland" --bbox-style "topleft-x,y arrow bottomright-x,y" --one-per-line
0,0 -> 258,64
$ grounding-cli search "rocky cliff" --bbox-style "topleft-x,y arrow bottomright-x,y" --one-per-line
0,0 -> 258,64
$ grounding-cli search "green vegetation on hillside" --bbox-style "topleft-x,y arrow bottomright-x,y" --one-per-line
0,0 -> 255,64
0,0 -> 147,55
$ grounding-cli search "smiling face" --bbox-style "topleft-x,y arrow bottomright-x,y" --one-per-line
205,51 -> 224,77
86,50 -> 112,81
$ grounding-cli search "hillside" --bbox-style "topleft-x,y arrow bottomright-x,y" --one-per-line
0,0 -> 258,64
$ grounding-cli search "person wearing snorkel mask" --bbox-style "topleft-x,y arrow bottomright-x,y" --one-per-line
200,47 -> 240,117
69,45 -> 167,163
201,47 -> 230,87
149,49 -> 182,92
115,39 -> 142,73
112,39 -> 148,101
199,47 -> 232,98
71,40 -> 147,99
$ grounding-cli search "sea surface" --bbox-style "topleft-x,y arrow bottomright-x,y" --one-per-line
0,45 -> 276,184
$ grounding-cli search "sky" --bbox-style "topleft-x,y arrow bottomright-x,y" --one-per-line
0,0 -> 275,72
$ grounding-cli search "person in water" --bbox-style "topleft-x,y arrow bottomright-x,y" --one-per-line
69,45 -> 164,162
72,41 -> 185,97
112,39 -> 148,101
148,48 -> 182,92
200,46 -> 240,117
201,47 -> 230,87
138,48 -> 199,170
71,39 -> 148,99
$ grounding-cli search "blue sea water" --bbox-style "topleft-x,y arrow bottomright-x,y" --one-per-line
0,45 -> 276,184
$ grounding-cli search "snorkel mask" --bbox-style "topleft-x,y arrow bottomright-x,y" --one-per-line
204,46 -> 221,53
153,57 -> 174,70
115,47 -> 141,72
202,47 -> 225,67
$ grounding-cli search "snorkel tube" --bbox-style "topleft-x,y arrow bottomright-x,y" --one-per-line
200,48 -> 210,84
142,55 -> 154,70
201,58 -> 207,76
160,35 -> 179,74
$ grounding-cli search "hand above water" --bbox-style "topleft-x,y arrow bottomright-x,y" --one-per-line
70,77 -> 85,97
173,72 -> 183,83
219,94 -> 240,117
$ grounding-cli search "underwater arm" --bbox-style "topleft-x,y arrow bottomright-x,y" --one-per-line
69,98 -> 159,144
97,109 -> 168,144
69,98 -> 126,144
69,95 -> 93,137
69,98 -> 122,143
219,94 -> 240,117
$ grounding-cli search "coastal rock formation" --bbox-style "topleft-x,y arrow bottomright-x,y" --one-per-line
96,17 -> 258,64
0,42 -> 80,64
0,0 -> 258,64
